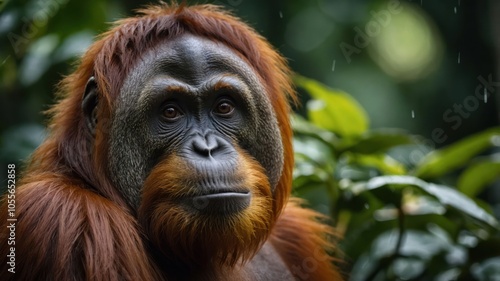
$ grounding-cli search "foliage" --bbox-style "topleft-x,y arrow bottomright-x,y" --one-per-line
293,76 -> 500,281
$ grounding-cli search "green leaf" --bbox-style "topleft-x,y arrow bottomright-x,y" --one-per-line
343,153 -> 406,175
414,127 -> 500,179
365,175 -> 499,228
295,75 -> 369,137
291,114 -> 340,149
340,129 -> 415,154
471,257 -> 500,280
294,136 -> 335,163
457,155 -> 500,197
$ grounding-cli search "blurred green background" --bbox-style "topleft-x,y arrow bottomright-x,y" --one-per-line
1,0 -> 500,280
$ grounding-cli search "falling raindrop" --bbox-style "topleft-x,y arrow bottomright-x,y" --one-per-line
454,6 -> 457,14
331,60 -> 336,71
421,0 -> 423,5
279,11 -> 283,19
1,56 -> 10,66
484,88 -> 488,103
412,110 -> 415,118
364,204 -> 369,209
458,0 -> 461,6
458,52 -> 461,64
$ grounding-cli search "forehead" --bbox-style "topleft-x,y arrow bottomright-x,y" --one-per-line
124,33 -> 259,89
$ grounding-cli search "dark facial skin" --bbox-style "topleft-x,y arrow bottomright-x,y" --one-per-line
86,34 -> 284,210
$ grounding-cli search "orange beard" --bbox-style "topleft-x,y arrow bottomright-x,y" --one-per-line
138,148 -> 274,267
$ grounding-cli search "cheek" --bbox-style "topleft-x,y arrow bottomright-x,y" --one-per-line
106,117 -> 152,208
141,155 -> 193,200
239,117 -> 284,191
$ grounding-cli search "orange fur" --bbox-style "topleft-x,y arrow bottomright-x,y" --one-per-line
271,199 -> 344,280
0,174 -> 163,280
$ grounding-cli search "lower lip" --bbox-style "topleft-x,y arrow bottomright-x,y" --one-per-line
185,192 -> 251,214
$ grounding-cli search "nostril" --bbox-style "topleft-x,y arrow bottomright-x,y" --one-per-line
192,137 -> 212,157
205,134 -> 218,152
191,132 -> 227,159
